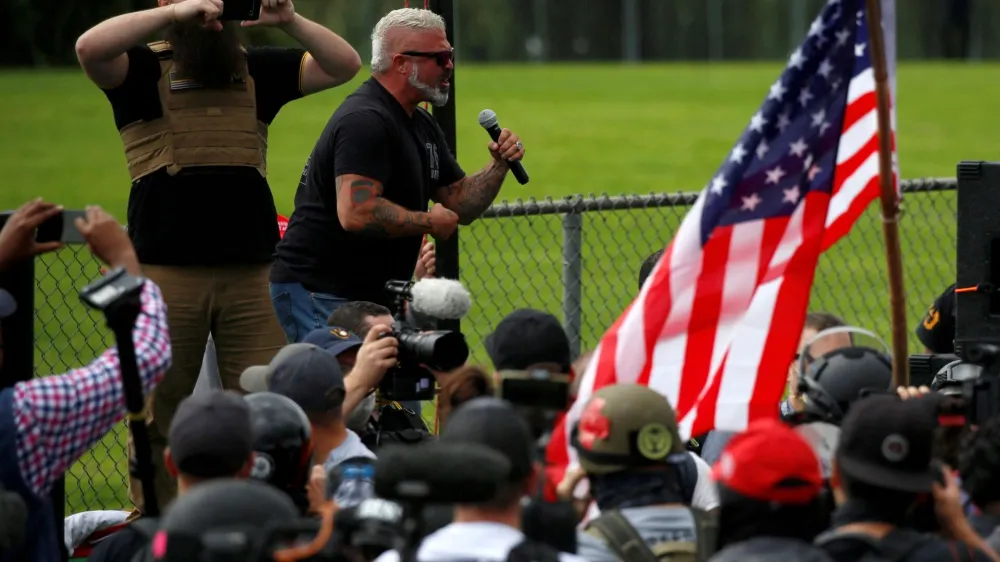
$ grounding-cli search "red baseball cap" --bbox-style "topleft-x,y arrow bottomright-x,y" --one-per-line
711,418 -> 823,505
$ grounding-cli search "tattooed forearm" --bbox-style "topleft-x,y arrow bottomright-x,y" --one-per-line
453,162 -> 508,223
359,201 -> 432,237
338,175 -> 435,237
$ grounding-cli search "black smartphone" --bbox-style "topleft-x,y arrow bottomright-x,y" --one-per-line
35,212 -> 63,243
220,0 -> 262,21
35,210 -> 86,244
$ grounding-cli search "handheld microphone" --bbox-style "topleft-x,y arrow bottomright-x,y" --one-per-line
409,278 -> 472,320
478,109 -> 529,185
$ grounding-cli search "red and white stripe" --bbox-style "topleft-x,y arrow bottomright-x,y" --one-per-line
564,39 -> 896,460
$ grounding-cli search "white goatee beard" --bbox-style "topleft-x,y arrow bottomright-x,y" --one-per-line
409,66 -> 450,107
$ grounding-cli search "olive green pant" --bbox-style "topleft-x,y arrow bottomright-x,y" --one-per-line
126,263 -> 286,514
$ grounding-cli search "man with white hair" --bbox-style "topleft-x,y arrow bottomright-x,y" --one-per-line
270,7 -> 527,341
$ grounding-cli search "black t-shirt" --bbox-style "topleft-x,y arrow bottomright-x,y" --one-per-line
270,77 -> 464,307
101,44 -> 306,266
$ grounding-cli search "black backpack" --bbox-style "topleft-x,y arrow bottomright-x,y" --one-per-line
813,527 -> 933,562
360,403 -> 435,451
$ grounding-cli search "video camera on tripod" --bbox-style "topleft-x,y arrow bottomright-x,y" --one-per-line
379,279 -> 471,402
908,161 -> 1000,425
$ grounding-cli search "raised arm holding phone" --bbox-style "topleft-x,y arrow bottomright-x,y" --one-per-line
73,0 -> 364,514
0,201 -> 172,562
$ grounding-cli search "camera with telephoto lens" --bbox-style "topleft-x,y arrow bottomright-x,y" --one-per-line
381,280 -> 469,402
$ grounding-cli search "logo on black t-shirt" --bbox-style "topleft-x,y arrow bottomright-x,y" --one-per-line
425,143 -> 440,181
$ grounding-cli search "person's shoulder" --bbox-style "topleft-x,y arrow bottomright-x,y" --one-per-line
345,431 -> 378,459
330,107 -> 393,135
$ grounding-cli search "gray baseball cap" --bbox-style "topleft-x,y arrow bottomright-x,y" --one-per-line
240,343 -> 346,414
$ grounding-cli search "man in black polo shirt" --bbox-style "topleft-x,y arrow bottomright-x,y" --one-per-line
270,7 -> 526,341
75,0 -> 363,512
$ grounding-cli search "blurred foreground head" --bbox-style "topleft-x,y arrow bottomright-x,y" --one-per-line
831,394 -> 939,519
440,397 -> 537,511
711,419 -> 828,550
146,479 -> 300,561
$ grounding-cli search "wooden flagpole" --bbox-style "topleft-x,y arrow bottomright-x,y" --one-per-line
864,0 -> 908,387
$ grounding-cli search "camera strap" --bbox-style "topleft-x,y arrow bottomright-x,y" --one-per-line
104,287 -> 160,517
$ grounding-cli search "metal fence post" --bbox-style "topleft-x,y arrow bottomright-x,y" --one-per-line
429,0 -> 460,335
562,210 -> 583,359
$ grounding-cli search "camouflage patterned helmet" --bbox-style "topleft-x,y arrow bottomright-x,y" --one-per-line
570,384 -> 686,475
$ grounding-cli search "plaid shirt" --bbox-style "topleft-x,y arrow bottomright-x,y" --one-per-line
11,280 -> 171,498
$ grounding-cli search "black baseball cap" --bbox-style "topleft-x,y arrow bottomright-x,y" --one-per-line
485,309 -> 571,373
915,284 -> 955,354
835,394 -> 939,493
240,343 -> 346,414
0,289 -> 16,319
302,326 -> 363,358
440,397 -> 535,482
168,390 -> 253,478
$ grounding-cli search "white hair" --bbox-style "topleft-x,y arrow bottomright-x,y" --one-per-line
370,8 -> 446,74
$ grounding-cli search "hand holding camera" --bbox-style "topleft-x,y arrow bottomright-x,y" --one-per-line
74,206 -> 141,276
0,198 -> 64,271
352,324 -> 399,391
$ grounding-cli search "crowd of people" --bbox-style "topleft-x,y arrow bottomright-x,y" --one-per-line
0,1 -> 995,562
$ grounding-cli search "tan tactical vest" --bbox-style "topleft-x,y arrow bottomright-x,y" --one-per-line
119,41 -> 268,181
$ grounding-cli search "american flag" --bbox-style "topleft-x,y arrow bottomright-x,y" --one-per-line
565,0 -> 897,447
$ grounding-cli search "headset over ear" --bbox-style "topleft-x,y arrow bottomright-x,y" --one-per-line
796,327 -> 894,426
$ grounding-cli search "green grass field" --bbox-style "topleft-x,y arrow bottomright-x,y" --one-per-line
0,62 -> 992,514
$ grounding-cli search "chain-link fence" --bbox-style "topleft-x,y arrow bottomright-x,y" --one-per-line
37,177 -> 955,514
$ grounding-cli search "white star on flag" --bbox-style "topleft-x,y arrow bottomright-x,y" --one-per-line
729,143 -> 747,164
741,193 -> 762,211
769,80 -> 787,101
789,138 -> 809,157
765,166 -> 786,184
710,176 -> 727,195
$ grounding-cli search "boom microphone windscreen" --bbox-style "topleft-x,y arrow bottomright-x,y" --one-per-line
410,278 -> 472,320
374,441 -> 510,504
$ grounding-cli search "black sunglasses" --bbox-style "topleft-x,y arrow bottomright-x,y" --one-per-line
401,49 -> 454,67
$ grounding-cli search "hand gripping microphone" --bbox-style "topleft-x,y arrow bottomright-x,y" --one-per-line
478,109 -> 530,185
